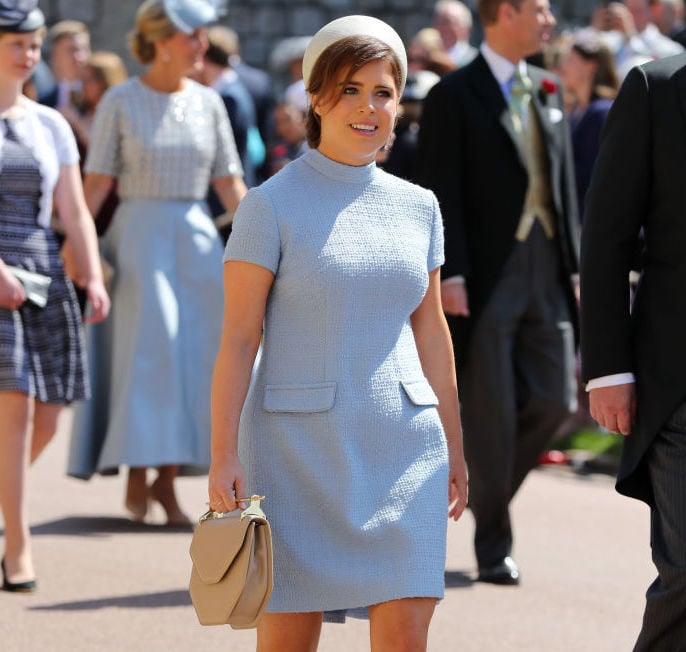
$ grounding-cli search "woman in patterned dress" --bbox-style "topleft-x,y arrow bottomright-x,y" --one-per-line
67,0 -> 246,525
0,1 -> 109,592
209,16 -> 468,651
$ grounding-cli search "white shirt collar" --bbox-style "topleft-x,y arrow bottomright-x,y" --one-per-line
480,42 -> 527,87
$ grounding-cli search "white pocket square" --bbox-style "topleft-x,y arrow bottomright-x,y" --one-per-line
547,107 -> 564,124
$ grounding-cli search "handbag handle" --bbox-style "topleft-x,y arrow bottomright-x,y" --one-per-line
199,495 -> 266,523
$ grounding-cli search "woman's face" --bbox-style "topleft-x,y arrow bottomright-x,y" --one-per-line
407,40 -> 429,73
0,30 -> 42,84
559,48 -> 596,95
160,28 -> 208,75
274,104 -> 306,145
81,66 -> 106,107
314,59 -> 399,167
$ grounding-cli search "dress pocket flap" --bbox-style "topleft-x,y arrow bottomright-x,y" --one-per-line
401,379 -> 439,406
264,382 -> 336,413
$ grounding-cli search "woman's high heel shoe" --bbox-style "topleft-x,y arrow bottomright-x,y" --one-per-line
1,558 -> 37,593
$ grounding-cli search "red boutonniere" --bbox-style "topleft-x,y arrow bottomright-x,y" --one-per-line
541,78 -> 558,95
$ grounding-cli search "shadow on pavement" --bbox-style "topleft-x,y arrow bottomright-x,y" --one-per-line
444,570 -> 473,589
0,516 -> 193,537
27,589 -> 191,611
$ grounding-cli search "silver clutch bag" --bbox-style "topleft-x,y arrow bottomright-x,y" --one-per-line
6,266 -> 51,308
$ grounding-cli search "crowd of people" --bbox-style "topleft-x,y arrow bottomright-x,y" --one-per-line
1,0 -> 686,649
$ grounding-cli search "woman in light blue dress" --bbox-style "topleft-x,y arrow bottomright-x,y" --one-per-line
67,0 -> 247,525
208,16 -> 468,651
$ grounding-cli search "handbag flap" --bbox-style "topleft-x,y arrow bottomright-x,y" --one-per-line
190,513 -> 264,584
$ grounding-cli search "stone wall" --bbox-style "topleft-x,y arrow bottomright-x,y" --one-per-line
37,0 -> 598,77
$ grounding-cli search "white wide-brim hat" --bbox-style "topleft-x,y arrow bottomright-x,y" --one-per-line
302,15 -> 407,93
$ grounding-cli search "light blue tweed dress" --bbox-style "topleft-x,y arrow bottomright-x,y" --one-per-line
225,149 -> 449,613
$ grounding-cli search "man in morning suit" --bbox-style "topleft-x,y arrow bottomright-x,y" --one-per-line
581,55 -> 686,649
418,0 -> 579,584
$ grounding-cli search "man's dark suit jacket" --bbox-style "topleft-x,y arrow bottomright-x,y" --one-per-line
581,54 -> 686,505
213,73 -> 258,188
37,85 -> 58,108
418,54 -> 579,364
233,60 -> 274,147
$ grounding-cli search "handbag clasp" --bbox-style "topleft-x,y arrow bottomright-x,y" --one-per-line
199,495 -> 266,523
239,495 -> 266,520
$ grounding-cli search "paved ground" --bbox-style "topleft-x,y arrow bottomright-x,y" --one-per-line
1,410 -> 655,651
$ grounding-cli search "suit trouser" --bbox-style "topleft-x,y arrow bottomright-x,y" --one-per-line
458,224 -> 577,568
634,400 -> 686,651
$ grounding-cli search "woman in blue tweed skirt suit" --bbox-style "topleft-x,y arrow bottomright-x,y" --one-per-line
209,16 -> 468,650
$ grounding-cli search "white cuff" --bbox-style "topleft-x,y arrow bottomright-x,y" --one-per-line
442,276 -> 465,286
586,373 -> 636,391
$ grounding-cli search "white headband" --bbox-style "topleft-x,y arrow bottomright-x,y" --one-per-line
302,15 -> 408,93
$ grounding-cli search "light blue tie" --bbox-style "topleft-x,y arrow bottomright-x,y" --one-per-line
509,68 -> 532,132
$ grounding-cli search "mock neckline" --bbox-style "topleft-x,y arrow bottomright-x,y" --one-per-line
303,148 -> 376,184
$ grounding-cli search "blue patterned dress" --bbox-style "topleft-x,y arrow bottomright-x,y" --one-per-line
0,112 -> 86,403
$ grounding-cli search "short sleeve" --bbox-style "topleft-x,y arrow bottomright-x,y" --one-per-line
210,91 -> 243,179
224,188 -> 280,274
52,112 -> 79,166
85,87 -> 122,177
427,192 -> 445,271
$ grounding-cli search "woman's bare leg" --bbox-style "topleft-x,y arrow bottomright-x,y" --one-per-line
125,467 -> 149,522
0,391 -> 35,582
368,597 -> 436,652
257,612 -> 323,652
150,464 -> 191,525
30,401 -> 62,463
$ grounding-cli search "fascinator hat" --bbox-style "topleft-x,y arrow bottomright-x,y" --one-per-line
0,0 -> 45,32
303,15 -> 408,93
162,0 -> 225,34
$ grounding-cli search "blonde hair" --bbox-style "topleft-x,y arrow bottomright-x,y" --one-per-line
128,0 -> 177,65
48,20 -> 88,48
87,51 -> 128,89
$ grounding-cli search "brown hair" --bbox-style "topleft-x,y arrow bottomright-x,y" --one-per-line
477,0 -> 522,27
87,51 -> 128,90
572,39 -> 619,100
128,0 -> 177,65
305,35 -> 402,149
0,25 -> 46,39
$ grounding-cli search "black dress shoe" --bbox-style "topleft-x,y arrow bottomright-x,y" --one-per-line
477,556 -> 520,586
1,558 -> 37,593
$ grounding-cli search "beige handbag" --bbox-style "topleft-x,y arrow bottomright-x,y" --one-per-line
189,496 -> 273,629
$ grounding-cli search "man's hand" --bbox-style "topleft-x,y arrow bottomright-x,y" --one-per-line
589,383 -> 637,435
440,282 -> 470,317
